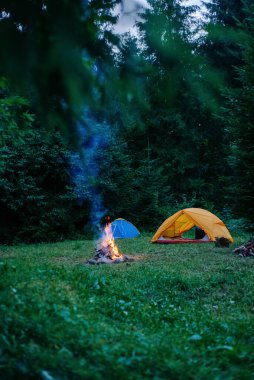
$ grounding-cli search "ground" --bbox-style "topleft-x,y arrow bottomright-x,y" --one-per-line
0,234 -> 254,379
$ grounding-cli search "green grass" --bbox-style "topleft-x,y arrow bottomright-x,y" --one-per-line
0,234 -> 254,380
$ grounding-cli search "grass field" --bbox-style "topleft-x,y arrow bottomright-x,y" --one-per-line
0,234 -> 254,380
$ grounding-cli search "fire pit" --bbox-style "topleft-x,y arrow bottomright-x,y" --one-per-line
87,215 -> 131,265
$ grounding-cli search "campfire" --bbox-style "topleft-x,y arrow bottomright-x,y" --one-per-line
87,215 -> 130,265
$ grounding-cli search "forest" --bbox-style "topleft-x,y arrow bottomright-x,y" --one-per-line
1,2 -> 254,379
0,0 -> 253,243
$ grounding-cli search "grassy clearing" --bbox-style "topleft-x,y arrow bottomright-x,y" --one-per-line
0,234 -> 254,380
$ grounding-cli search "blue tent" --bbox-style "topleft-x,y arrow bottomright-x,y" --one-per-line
111,218 -> 140,239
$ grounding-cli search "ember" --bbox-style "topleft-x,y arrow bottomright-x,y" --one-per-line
233,237 -> 254,257
87,216 -> 130,264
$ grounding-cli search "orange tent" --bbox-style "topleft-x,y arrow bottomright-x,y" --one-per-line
151,208 -> 233,243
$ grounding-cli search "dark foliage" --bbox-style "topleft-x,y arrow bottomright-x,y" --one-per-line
225,3 -> 254,225
0,0 -> 253,242
0,128 -> 90,243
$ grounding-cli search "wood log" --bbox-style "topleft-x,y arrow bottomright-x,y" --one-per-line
233,237 -> 254,257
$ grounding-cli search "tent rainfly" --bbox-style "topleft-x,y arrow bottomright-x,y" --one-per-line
151,208 -> 233,243
111,218 -> 140,239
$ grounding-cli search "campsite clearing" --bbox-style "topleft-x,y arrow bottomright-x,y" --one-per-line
0,235 -> 254,380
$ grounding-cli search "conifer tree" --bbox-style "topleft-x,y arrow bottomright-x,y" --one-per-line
0,0 -> 120,137
226,3 -> 254,224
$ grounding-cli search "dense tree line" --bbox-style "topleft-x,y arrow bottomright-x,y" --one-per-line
0,0 -> 253,243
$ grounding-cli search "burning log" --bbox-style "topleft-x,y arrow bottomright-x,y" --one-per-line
233,237 -> 254,257
87,216 -> 131,264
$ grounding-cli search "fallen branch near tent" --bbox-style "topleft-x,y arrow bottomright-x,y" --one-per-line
233,237 -> 254,257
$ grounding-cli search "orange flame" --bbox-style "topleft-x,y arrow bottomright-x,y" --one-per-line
98,223 -> 123,260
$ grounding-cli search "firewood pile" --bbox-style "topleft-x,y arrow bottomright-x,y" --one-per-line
233,237 -> 254,257
87,244 -> 130,265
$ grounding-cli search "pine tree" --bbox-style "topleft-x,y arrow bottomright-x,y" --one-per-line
203,0 -> 252,86
134,0 -> 231,208
0,0 -> 120,137
227,3 -> 254,224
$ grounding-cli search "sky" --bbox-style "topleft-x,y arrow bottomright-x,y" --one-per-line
182,0 -> 203,5
114,0 -> 206,35
113,0 -> 150,34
